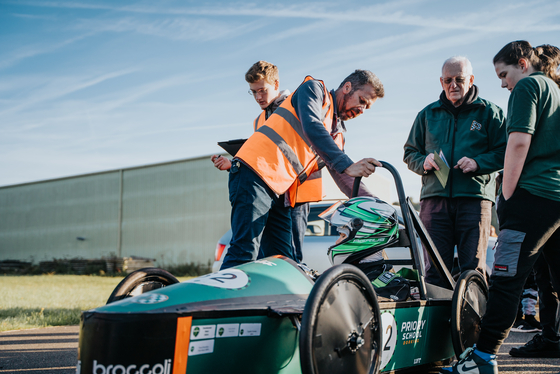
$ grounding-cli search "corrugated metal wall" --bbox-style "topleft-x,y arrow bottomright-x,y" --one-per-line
0,156 -> 391,267
0,156 -> 230,266
121,158 -> 229,265
0,172 -> 121,263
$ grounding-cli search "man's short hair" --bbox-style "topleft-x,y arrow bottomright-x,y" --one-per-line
245,61 -> 279,85
338,69 -> 384,98
442,56 -> 473,76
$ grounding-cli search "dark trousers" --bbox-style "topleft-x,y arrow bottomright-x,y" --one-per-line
533,253 -> 559,339
420,197 -> 492,286
258,202 -> 308,263
478,189 -> 560,354
221,162 -> 295,269
291,203 -> 310,263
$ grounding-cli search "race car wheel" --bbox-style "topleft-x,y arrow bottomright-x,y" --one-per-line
106,267 -> 179,304
451,270 -> 489,357
300,264 -> 381,374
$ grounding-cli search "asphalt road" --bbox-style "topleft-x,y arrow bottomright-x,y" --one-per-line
0,326 -> 559,373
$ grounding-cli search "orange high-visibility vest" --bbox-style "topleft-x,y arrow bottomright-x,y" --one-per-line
237,76 -> 344,207
252,102 -> 329,204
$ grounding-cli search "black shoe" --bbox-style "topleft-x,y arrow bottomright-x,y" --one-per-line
524,315 -> 542,331
511,316 -> 540,333
509,333 -> 560,358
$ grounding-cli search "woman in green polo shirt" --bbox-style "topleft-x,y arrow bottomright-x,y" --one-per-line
439,41 -> 560,373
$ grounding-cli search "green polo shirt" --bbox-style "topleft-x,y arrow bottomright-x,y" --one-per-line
507,72 -> 560,201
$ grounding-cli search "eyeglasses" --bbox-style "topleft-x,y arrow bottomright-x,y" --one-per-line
442,76 -> 470,85
248,88 -> 268,96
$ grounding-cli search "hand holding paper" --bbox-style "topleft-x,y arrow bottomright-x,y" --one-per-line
423,153 -> 440,171
433,151 -> 450,188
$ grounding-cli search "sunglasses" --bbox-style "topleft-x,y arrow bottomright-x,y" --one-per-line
442,76 -> 470,85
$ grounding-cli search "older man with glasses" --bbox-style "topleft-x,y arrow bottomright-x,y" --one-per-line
403,56 -> 507,286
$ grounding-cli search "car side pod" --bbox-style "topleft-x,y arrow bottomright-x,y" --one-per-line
450,270 -> 489,357
300,264 -> 382,374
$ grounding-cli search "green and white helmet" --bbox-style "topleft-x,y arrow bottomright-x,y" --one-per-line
319,196 -> 399,265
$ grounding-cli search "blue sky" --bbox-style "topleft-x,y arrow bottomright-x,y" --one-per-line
1,0 -> 559,201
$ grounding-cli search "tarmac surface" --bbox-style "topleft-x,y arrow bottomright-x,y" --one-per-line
0,325 -> 559,373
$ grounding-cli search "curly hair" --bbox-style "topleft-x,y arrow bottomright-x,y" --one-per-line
245,61 -> 279,85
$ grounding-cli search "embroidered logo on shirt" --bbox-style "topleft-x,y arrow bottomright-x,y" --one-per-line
494,264 -> 508,272
470,121 -> 482,131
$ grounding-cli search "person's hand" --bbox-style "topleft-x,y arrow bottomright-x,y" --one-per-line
454,157 -> 478,173
211,155 -> 231,171
423,153 -> 439,171
343,158 -> 381,177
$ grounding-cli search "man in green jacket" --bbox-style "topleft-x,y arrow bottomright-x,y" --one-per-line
403,56 -> 506,286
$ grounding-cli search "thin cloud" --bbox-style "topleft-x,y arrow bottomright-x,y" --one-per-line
0,32 -> 94,70
73,16 -> 266,42
12,0 -> 560,33
0,68 -> 139,117
9,12 -> 58,20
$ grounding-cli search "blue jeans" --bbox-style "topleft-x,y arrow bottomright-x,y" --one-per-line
221,161 -> 295,269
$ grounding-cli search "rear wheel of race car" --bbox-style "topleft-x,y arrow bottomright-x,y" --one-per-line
106,267 -> 179,304
451,270 -> 489,357
300,264 -> 381,374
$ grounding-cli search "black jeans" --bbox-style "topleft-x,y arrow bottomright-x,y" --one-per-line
420,197 -> 492,286
478,188 -> 560,354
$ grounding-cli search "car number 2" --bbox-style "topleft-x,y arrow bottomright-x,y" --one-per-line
380,312 -> 397,369
187,269 -> 250,290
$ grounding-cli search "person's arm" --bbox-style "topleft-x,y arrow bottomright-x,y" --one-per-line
502,132 -> 532,199
293,80 -> 380,178
501,78 -> 540,199
327,166 -> 375,198
211,155 -> 231,171
293,81 -> 353,173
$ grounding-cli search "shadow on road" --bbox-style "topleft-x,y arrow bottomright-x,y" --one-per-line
0,325 -> 78,374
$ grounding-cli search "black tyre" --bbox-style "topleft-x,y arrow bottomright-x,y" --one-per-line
106,267 -> 179,304
450,270 -> 489,357
300,264 -> 381,374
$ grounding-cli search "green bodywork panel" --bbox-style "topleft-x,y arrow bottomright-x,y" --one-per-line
379,303 -> 454,372
186,315 -> 301,374
96,258 -> 314,314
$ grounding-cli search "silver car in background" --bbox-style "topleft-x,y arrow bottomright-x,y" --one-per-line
212,202 -> 498,278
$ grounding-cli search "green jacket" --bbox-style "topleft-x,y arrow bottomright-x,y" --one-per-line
403,92 -> 506,202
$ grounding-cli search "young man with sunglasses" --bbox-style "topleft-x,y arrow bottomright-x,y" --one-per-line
403,56 -> 507,286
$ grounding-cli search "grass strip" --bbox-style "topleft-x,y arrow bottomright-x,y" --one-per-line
1,274 -> 192,331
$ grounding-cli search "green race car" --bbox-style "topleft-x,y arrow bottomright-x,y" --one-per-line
78,162 -> 488,374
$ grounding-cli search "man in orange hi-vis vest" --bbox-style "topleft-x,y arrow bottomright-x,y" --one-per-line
212,62 -> 373,265
221,69 -> 384,270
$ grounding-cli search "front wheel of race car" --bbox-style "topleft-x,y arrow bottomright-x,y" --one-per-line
451,269 -> 489,357
300,264 -> 382,374
106,267 -> 179,304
